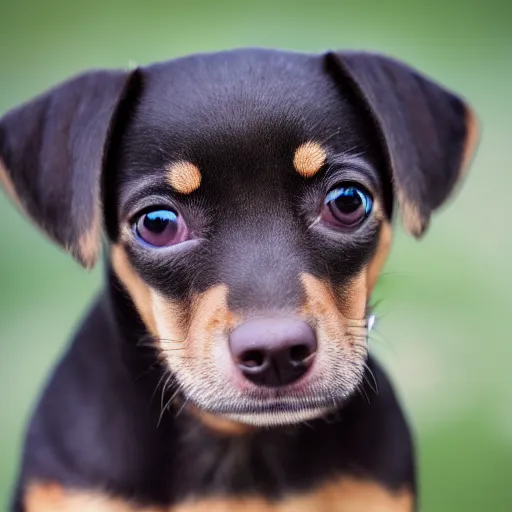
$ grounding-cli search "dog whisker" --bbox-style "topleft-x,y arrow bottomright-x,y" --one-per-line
357,383 -> 371,404
367,331 -> 397,355
159,374 -> 174,412
175,396 -> 189,419
377,270 -> 413,279
363,362 -> 379,395
346,318 -> 369,328
158,380 -> 183,428
136,338 -> 159,349
150,371 -> 169,405
347,333 -> 369,343
317,128 -> 342,145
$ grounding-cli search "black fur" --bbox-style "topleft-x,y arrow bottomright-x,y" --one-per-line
0,48 -> 474,511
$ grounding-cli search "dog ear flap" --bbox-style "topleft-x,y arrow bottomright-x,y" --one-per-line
327,51 -> 479,237
0,69 -> 135,268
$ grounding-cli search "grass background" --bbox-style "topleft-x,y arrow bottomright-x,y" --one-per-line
0,1 -> 510,510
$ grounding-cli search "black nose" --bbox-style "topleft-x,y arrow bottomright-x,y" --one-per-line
229,317 -> 317,387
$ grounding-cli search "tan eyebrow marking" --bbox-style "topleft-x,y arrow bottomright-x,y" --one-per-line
167,161 -> 202,194
293,142 -> 327,178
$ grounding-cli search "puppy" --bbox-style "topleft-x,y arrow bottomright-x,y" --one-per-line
0,49 -> 477,511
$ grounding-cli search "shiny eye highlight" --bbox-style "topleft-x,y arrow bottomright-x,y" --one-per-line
321,184 -> 373,229
134,209 -> 189,247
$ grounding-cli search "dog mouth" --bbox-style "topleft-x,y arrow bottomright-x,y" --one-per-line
181,373 -> 362,427
224,406 -> 335,427
190,398 -> 336,427
163,362 -> 366,427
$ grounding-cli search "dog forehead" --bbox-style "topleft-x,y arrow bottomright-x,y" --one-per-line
139,48 -> 334,123
126,50 -> 372,166
114,49 -> 387,211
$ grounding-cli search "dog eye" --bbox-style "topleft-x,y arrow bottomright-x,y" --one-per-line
134,209 -> 188,247
322,184 -> 373,229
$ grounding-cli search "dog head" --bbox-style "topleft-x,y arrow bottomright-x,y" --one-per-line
0,49 -> 478,427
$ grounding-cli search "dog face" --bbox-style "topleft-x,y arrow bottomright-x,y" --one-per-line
0,49 -> 478,427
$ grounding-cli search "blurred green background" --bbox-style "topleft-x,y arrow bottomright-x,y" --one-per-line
0,1 -> 510,510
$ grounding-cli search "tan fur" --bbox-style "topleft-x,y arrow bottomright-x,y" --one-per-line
293,142 -> 326,178
150,289 -> 188,350
77,215 -> 101,269
167,161 -> 202,195
154,283 -> 236,359
299,270 -> 368,365
366,220 -> 392,294
178,284 -> 236,364
188,285 -> 235,341
187,404 -> 253,435
111,244 -> 188,348
0,157 -> 22,210
459,105 -> 480,179
111,245 -> 161,336
398,189 -> 426,238
26,479 -> 413,512
25,483 -> 161,512
335,271 -> 367,321
155,283 -> 247,432
300,272 -> 367,323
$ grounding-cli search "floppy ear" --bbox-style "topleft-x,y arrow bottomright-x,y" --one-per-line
327,51 -> 479,236
0,69 -> 134,268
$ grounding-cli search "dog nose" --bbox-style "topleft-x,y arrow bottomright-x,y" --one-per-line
229,317 -> 317,387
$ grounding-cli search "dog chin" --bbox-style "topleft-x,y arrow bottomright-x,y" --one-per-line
224,406 -> 333,427
184,382 -> 360,428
